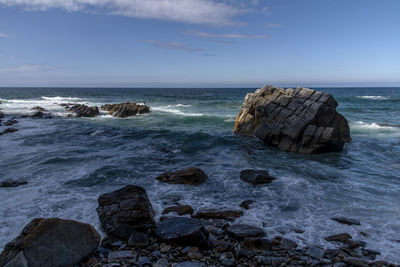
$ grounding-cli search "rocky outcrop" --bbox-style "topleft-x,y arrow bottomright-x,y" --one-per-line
234,85 -> 351,153
156,167 -> 208,185
0,218 -> 100,267
156,217 -> 210,249
31,111 -> 53,119
240,169 -> 275,185
0,127 -> 18,135
101,102 -> 150,117
68,104 -> 99,117
31,106 -> 48,112
3,118 -> 18,126
97,185 -> 156,240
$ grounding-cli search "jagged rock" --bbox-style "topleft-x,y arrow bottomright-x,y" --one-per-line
31,106 -> 48,112
156,167 -> 208,185
240,169 -> 275,185
127,231 -> 149,248
162,205 -> 194,215
0,181 -> 28,187
68,104 -> 99,117
227,224 -> 265,239
343,257 -> 369,267
331,217 -> 361,226
0,218 -> 100,267
156,217 -> 210,249
1,127 -> 18,135
325,233 -> 352,242
3,118 -> 18,126
193,209 -> 243,220
31,111 -> 52,119
96,185 -> 155,240
101,102 -> 150,117
234,85 -> 351,153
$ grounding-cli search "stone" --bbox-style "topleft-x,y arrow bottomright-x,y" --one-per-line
240,200 -> 255,210
0,218 -> 100,267
240,169 -> 276,185
156,217 -> 210,249
127,231 -> 149,248
3,118 -> 18,126
325,233 -> 352,242
108,250 -> 136,261
234,85 -> 351,153
227,224 -> 265,239
96,185 -> 155,240
160,243 -> 171,253
343,257 -> 369,267
1,127 -> 18,134
331,217 -> 361,226
156,167 -> 208,185
0,181 -> 28,187
67,104 -> 99,117
162,205 -> 194,215
31,106 -> 47,112
155,258 -> 169,267
172,262 -> 206,267
221,258 -> 235,266
101,102 -> 150,117
30,111 -> 52,119
307,246 -> 324,259
193,209 -> 243,220
280,238 -> 297,249
243,238 -> 271,251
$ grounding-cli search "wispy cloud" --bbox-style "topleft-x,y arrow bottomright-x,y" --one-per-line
0,32 -> 9,38
0,64 -> 54,73
0,0 -> 246,25
187,31 -> 269,39
143,40 -> 203,53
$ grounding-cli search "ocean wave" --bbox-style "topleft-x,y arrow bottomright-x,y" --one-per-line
352,121 -> 400,130
41,96 -> 82,102
151,106 -> 204,116
357,95 -> 390,100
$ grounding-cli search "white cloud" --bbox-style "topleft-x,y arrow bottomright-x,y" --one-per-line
0,0 -> 245,25
0,32 -> 9,38
0,64 -> 54,72
143,40 -> 203,53
187,31 -> 268,39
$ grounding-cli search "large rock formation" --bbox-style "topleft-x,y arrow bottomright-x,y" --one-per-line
0,218 -> 100,267
101,102 -> 150,117
68,104 -> 99,117
97,185 -> 156,240
234,85 -> 351,153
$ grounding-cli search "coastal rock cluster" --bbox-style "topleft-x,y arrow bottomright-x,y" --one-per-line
101,102 -> 150,117
1,167 -> 396,267
234,85 -> 351,153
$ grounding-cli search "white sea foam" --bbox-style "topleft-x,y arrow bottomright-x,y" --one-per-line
358,95 -> 390,100
353,121 -> 397,129
41,96 -> 82,102
151,106 -> 204,116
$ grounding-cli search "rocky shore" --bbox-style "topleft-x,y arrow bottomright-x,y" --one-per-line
1,167 -> 398,267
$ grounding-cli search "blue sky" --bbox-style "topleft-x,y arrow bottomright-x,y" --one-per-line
0,0 -> 399,87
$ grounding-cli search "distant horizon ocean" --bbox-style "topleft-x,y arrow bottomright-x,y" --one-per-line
1,86 -> 399,263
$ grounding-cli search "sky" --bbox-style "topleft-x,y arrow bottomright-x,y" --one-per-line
0,0 -> 400,87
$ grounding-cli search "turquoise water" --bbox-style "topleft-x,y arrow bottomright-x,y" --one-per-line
0,87 -> 399,262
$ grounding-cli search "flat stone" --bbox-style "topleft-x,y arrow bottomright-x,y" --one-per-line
0,181 -> 28,187
162,205 -> 194,215
227,224 -> 265,239
193,209 -> 243,220
243,238 -> 271,251
240,170 -> 276,185
325,233 -> 352,243
343,257 -> 369,267
280,238 -> 297,249
108,250 -> 136,261
154,258 -> 169,267
307,246 -> 324,259
127,231 -> 149,248
331,217 -> 361,226
156,167 -> 208,185
172,262 -> 207,267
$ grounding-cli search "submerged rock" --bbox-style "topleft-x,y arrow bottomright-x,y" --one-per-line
97,185 -> 155,240
101,102 -> 150,117
31,111 -> 53,119
0,180 -> 28,187
0,127 -> 18,135
227,224 -> 265,239
325,233 -> 352,243
156,167 -> 208,185
193,209 -> 243,220
68,104 -> 99,117
331,217 -> 361,226
162,205 -> 194,215
31,106 -> 48,112
0,218 -> 100,267
234,85 -> 351,153
156,217 -> 210,249
240,169 -> 275,185
3,118 -> 18,126
240,200 -> 255,210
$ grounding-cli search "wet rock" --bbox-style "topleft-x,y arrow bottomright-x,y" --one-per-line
3,118 -> 18,126
172,262 -> 206,267
343,256 -> 369,267
107,250 -> 136,261
234,85 -> 351,153
240,200 -> 255,210
307,246 -> 324,258
193,209 -> 243,220
227,224 -> 265,239
127,231 -> 149,248
155,258 -> 169,267
31,111 -> 52,119
331,217 -> 361,226
162,205 -> 194,216
101,102 -> 150,117
1,127 -> 18,134
280,238 -> 297,249
0,218 -> 100,267
243,238 -> 271,251
240,169 -> 276,185
156,167 -> 208,185
68,104 -> 99,117
221,258 -> 235,266
156,217 -> 210,249
0,180 -> 28,187
96,185 -> 155,240
325,233 -> 352,243
31,106 -> 48,112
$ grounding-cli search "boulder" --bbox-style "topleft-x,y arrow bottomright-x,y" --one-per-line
156,167 -> 208,185
101,102 -> 150,117
0,218 -> 100,267
325,233 -> 352,243
1,127 -> 18,135
0,181 -> 28,187
96,185 -> 155,240
156,217 -> 210,249
31,106 -> 48,112
240,170 -> 275,185
68,104 -> 99,117
3,118 -> 18,126
162,205 -> 194,215
331,217 -> 361,226
240,200 -> 255,210
243,238 -> 271,251
31,111 -> 52,119
193,209 -> 243,220
234,85 -> 351,153
227,224 -> 265,239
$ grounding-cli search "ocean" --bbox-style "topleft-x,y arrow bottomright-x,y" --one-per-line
0,87 -> 399,263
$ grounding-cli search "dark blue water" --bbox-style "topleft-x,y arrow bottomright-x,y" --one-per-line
0,87 -> 399,262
